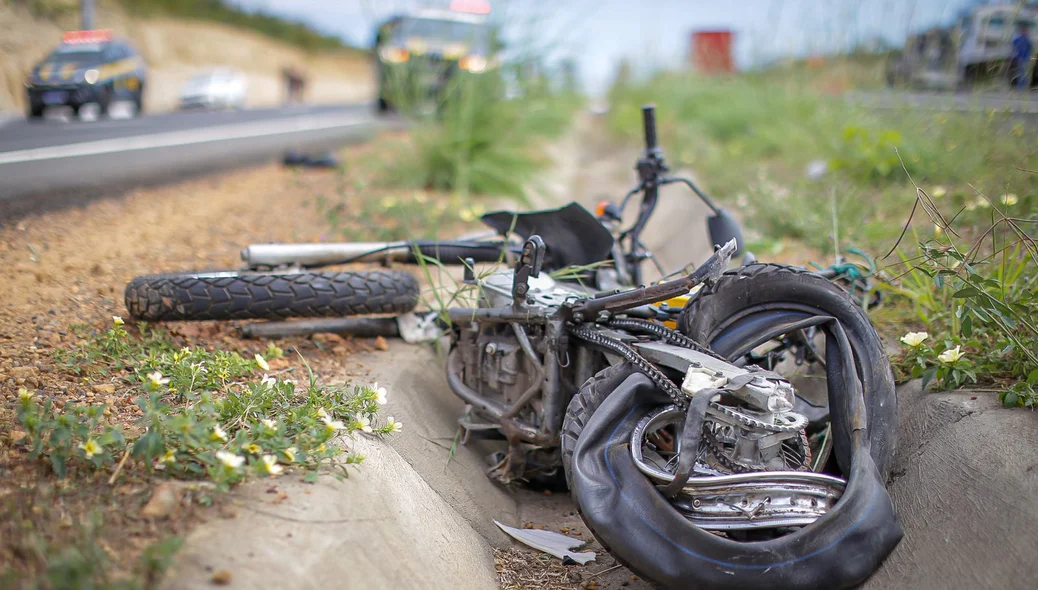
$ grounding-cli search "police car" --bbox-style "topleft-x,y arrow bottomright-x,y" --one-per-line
373,1 -> 496,112
24,30 -> 147,120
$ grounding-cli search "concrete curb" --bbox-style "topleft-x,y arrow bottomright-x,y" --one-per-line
160,435 -> 499,590
161,341 -> 515,589
866,381 -> 1038,590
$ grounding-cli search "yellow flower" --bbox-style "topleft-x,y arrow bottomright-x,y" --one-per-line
255,354 -> 270,371
211,425 -> 229,442
386,416 -> 403,433
937,346 -> 965,364
900,332 -> 929,347
244,443 -> 263,454
934,224 -> 943,237
1002,193 -> 1018,206
260,454 -> 283,476
316,443 -> 327,454
216,450 -> 245,470
283,447 -> 298,463
146,371 -> 169,389
975,197 -> 990,209
930,186 -> 947,199
18,387 -> 34,401
156,449 -> 177,469
316,407 -> 329,419
79,439 -> 102,459
112,316 -> 124,326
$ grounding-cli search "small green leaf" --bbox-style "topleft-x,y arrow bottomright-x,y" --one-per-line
132,429 -> 165,461
303,471 -> 319,483
1028,370 -> 1038,386
921,368 -> 937,392
50,453 -> 67,478
1002,391 -> 1019,408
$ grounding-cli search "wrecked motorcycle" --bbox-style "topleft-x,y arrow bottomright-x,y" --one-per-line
126,106 -> 901,589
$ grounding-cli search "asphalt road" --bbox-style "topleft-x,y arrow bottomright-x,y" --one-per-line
0,102 -> 382,218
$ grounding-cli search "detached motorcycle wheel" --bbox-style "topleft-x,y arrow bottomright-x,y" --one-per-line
561,264 -> 903,589
125,270 -> 420,322
677,263 -> 896,478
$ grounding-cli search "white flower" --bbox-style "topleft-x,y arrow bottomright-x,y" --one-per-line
931,186 -> 947,198
900,332 -> 929,347
146,371 -> 169,388
181,346 -> 191,354
260,454 -> 283,476
255,354 -> 270,371
211,425 -> 229,442
938,346 -> 965,364
386,416 -> 403,433
371,382 -> 388,405
112,316 -> 124,326
354,414 -> 372,433
316,407 -> 329,419
261,418 -> 277,431
259,374 -> 276,390
1002,193 -> 1018,206
79,439 -> 102,459
323,415 -> 346,433
18,387 -> 34,401
216,450 -> 245,470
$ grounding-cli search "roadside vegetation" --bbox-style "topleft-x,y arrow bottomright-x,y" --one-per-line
606,57 -> 1037,403
377,66 -> 582,202
4,316 -> 398,586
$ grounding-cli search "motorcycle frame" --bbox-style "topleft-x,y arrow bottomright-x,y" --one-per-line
443,238 -> 737,449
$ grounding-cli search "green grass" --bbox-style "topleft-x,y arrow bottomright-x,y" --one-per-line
606,67 -> 1037,255
379,68 -> 583,201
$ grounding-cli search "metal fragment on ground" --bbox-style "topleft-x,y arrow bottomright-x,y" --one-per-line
493,520 -> 596,565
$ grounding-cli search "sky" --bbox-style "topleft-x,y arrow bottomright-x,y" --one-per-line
231,0 -> 993,94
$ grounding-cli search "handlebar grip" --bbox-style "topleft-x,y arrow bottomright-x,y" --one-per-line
404,241 -> 505,265
642,104 -> 658,150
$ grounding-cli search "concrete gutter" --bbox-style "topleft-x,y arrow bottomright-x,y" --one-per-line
866,381 -> 1038,589
161,434 -> 499,590
161,342 -> 514,589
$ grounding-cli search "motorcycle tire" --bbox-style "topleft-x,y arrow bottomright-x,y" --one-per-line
677,262 -> 897,479
125,269 -> 420,322
565,365 -> 902,590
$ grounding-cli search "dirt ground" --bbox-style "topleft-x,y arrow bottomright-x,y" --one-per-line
0,134 -> 440,584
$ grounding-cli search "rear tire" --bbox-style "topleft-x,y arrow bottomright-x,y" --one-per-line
125,270 -> 420,322
678,263 -> 897,479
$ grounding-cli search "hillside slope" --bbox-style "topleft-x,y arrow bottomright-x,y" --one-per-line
0,0 -> 373,114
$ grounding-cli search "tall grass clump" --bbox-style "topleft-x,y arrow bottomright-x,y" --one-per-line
381,65 -> 582,201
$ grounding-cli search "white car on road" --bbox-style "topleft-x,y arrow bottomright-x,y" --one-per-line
179,68 -> 247,110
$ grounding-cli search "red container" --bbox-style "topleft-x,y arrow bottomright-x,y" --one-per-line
691,30 -> 734,74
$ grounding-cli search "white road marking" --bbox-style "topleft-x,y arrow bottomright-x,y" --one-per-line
0,112 -> 369,165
